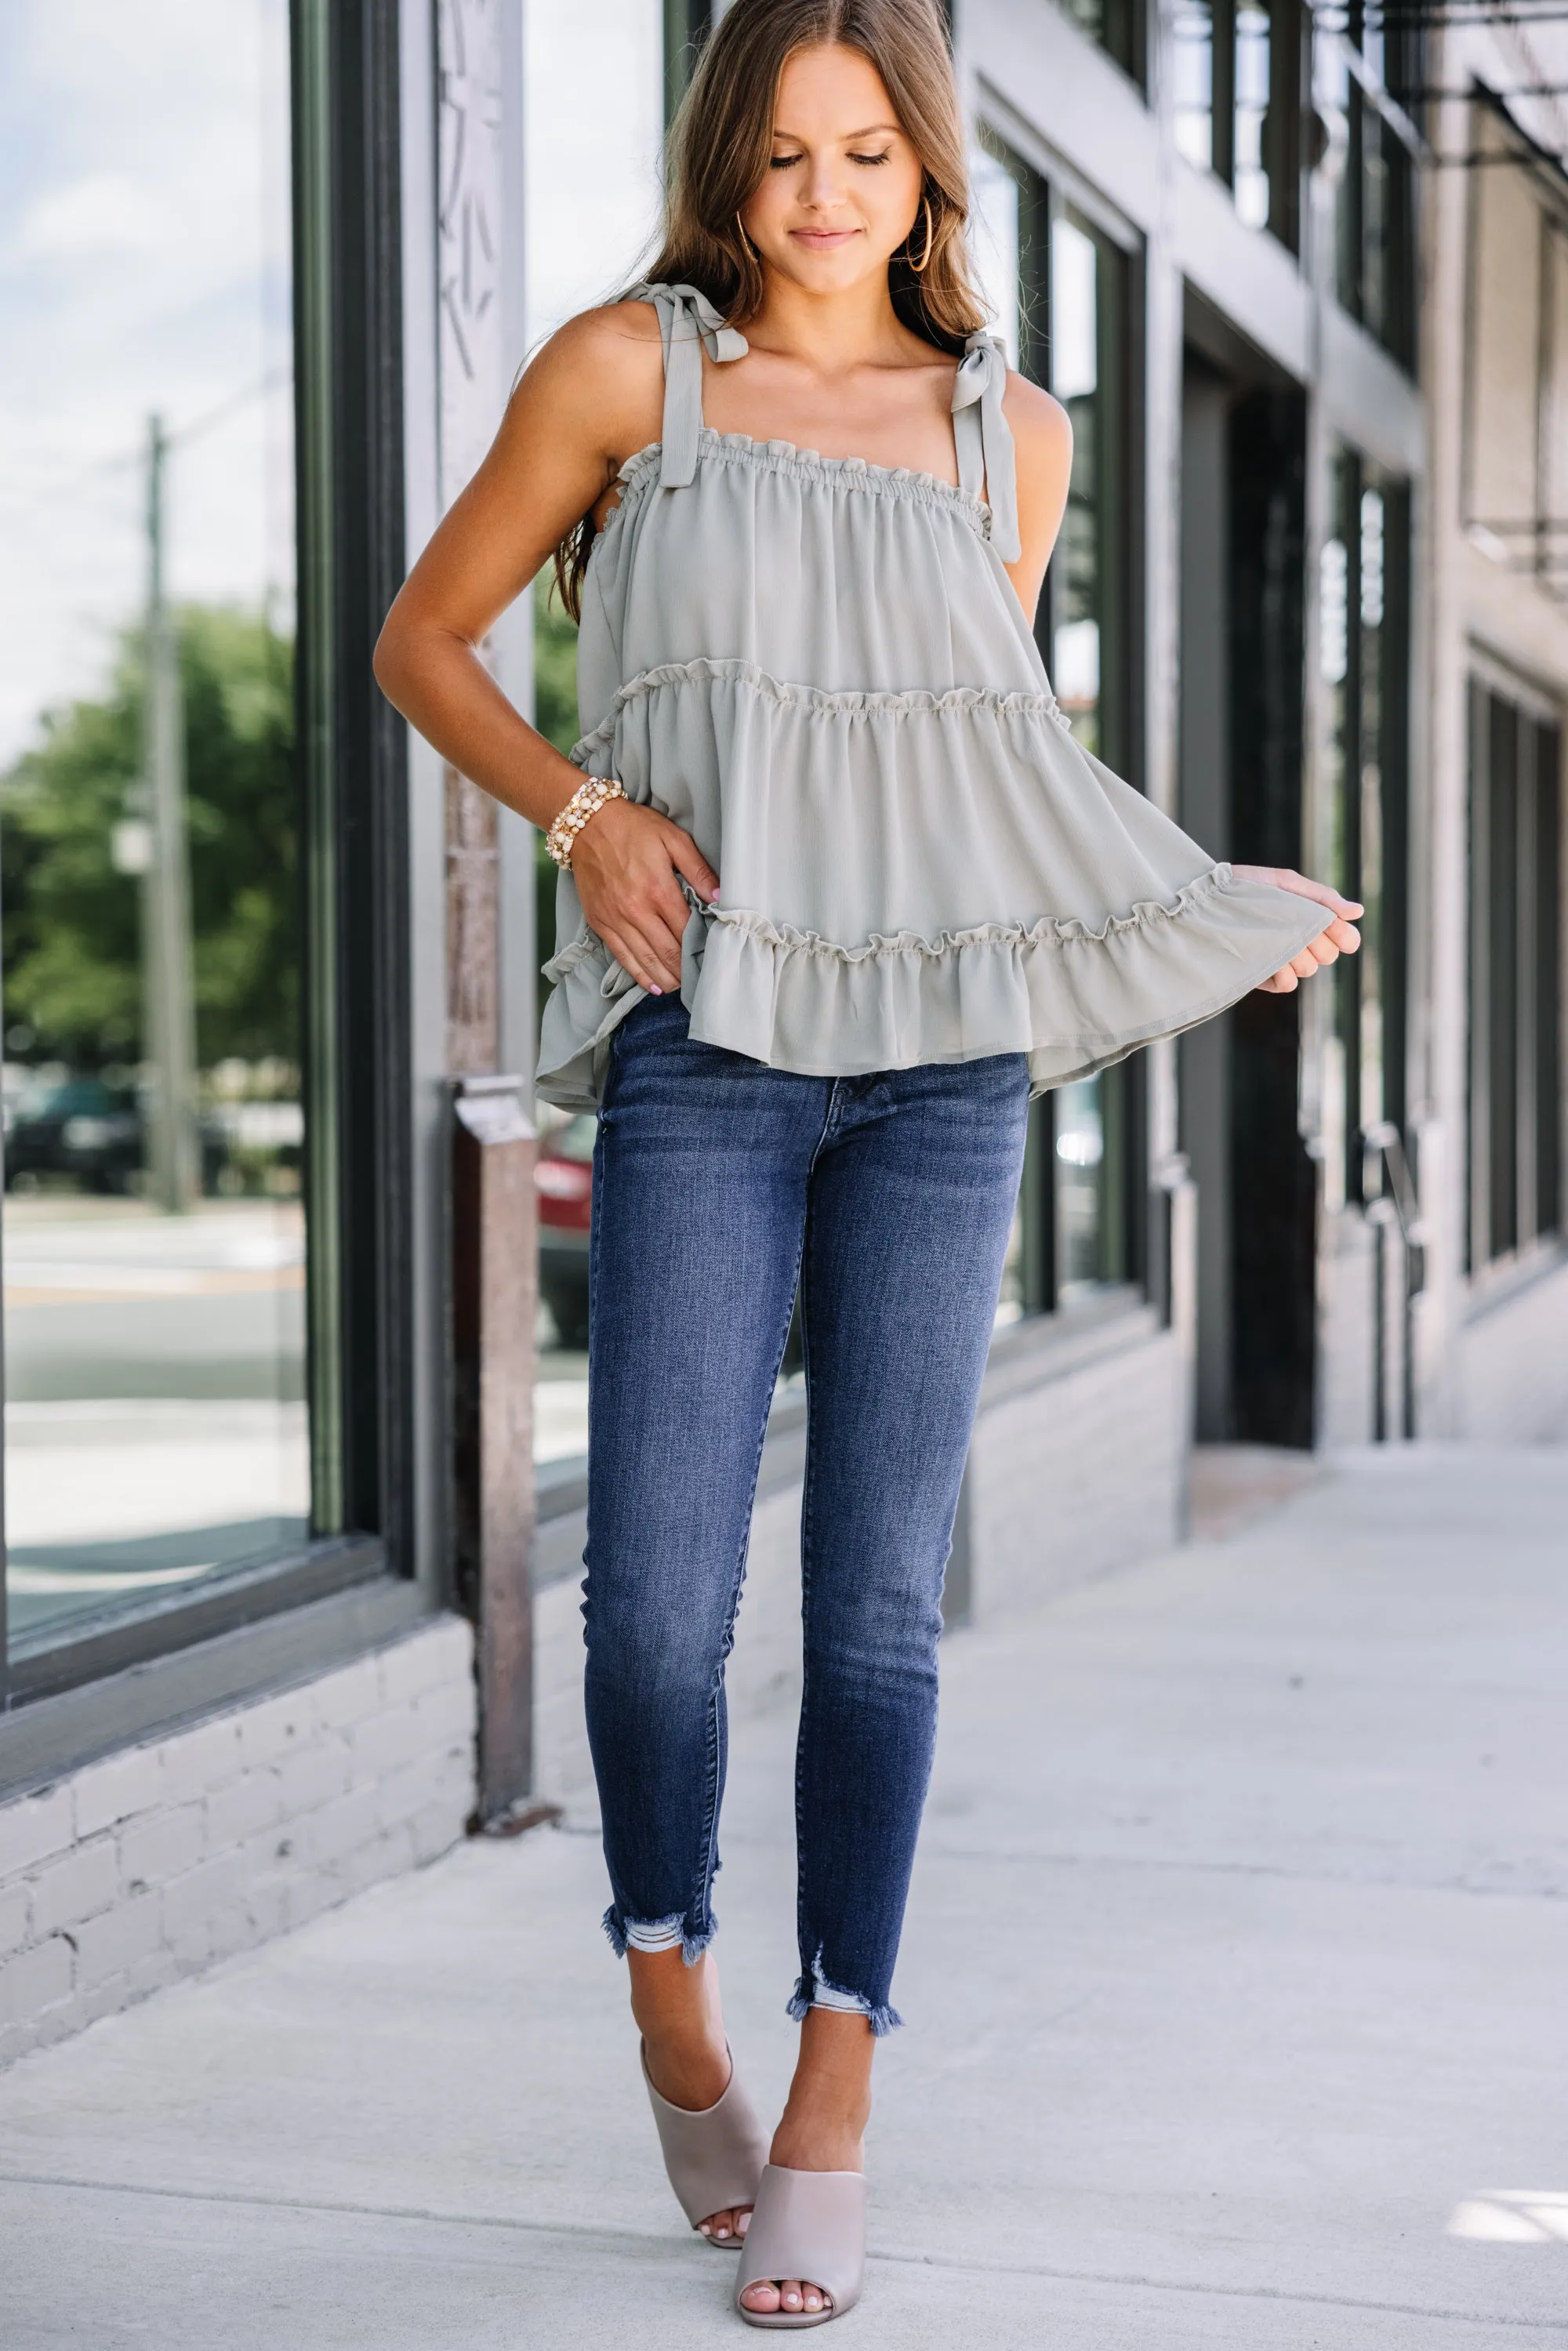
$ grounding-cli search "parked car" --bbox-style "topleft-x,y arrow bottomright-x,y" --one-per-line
2,1073 -> 232,1195
535,1113 -> 595,1350
4,1075 -> 143,1193
532,1108 -> 806,1376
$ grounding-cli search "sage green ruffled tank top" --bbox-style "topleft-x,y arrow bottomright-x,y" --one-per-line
535,283 -> 1328,1109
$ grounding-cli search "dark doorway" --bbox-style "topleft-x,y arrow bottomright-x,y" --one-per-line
1178,299 -> 1316,1446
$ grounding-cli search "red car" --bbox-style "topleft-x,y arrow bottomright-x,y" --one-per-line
535,1112 -> 594,1350
533,1108 -> 804,1375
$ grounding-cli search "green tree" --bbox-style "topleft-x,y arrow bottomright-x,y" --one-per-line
532,572 -> 580,759
0,605 -> 298,1071
533,577 -> 580,985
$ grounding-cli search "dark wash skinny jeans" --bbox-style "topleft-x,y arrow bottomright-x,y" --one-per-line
583,994 -> 1029,2032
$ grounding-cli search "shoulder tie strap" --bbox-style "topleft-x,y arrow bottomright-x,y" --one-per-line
951,332 -> 1020,564
629,282 -> 749,490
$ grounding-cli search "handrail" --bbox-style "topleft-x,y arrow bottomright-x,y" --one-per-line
1360,1120 -> 1425,1438
1362,1119 -> 1429,1286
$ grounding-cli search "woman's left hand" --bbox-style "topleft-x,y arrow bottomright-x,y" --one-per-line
1232,867 -> 1363,994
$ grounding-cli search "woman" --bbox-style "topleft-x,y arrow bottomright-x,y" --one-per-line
374,0 -> 1358,2326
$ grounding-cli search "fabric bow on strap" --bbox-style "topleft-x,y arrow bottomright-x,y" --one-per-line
630,281 -> 750,489
952,332 -> 1021,564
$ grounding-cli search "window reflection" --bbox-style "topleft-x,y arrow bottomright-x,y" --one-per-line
1058,0 -> 1139,80
969,147 -> 1022,369
1331,7 -> 1418,370
1051,216 -> 1103,755
1054,1080 -> 1105,1299
526,0 -> 664,1457
1321,445 -> 1410,1214
1172,0 -> 1295,249
0,2 -> 303,1649
1468,688 -> 1563,1268
1173,1 -> 1216,173
1233,5 -> 1272,231
1359,484 -> 1386,1155
978,133 -> 1139,1315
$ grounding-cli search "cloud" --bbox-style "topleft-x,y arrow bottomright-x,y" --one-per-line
8,173 -> 168,263
0,0 -> 293,767
524,0 -> 664,347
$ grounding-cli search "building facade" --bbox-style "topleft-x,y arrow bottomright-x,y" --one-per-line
1,0 -> 1563,2052
1418,6 -> 1568,1439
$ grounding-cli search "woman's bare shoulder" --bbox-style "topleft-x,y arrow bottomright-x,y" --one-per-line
503,298 -> 666,456
543,296 -> 666,366
1003,371 -> 1073,481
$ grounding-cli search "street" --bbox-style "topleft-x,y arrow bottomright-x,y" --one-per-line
1,1443 -> 1565,2348
0,1196 -> 592,1644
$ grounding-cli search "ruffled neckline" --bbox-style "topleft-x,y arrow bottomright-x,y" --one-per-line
602,428 -> 993,530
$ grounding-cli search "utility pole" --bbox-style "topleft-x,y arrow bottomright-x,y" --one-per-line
141,413 -> 199,1214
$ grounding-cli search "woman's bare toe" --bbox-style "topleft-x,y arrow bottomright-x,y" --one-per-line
739,2278 -> 831,2314
699,2204 -> 752,2244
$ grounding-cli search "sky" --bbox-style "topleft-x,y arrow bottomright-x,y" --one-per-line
0,0 -> 667,771
0,0 -> 294,769
523,0 -> 665,351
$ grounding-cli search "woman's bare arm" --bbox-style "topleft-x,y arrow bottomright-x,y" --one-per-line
1001,372 -> 1074,622
373,302 -> 719,996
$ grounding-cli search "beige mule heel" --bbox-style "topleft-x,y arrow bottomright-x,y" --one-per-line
734,2163 -> 867,2327
641,2044 -> 770,2247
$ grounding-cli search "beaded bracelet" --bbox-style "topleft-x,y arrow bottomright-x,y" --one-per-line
546,775 -> 626,869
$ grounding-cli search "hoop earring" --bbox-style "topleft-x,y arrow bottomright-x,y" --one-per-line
736,212 -> 761,263
909,194 -> 935,276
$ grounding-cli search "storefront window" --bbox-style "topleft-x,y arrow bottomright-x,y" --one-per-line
1171,0 -> 1302,252
0,4 -> 307,1656
1173,2 -> 1217,174
1058,0 -> 1142,84
526,0 -> 664,1460
976,133 -> 1142,1317
1467,684 -> 1563,1270
1232,5 -> 1272,231
664,0 -> 713,122
1329,8 -> 1419,372
1319,445 -> 1410,1214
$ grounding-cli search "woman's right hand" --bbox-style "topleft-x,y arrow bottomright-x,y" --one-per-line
568,798 -> 720,996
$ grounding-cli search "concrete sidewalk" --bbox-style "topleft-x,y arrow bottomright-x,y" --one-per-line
2,1445 -> 1566,2347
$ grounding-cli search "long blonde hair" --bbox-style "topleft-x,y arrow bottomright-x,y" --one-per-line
554,0 -> 987,618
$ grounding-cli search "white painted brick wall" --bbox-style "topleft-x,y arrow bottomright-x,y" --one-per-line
1455,1255 -> 1568,1442
0,1614 -> 475,2070
965,1329 -> 1185,1623
1319,1209 -> 1377,1447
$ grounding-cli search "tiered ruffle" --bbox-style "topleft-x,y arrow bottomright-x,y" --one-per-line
538,654 -> 1330,1105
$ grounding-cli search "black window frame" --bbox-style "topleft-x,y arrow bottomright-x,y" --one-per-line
1330,7 -> 1422,374
1057,0 -> 1147,89
1171,0 -> 1307,255
1467,678 -> 1564,1274
0,0 -> 415,1714
980,129 -> 1148,1316
1322,443 -> 1413,1214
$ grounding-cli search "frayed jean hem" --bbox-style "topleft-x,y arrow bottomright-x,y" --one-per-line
786,1962 -> 902,2037
602,1904 -> 713,1967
